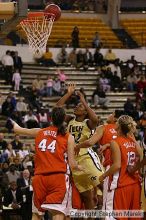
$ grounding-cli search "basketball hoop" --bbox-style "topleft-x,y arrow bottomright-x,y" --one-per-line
20,12 -> 55,57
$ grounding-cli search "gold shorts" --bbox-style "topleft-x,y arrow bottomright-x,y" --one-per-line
72,148 -> 104,193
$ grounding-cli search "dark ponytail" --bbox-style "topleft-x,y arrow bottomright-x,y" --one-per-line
52,107 -> 67,136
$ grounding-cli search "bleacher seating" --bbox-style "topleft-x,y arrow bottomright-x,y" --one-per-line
0,63 -> 135,145
120,19 -> 146,47
17,18 -> 123,48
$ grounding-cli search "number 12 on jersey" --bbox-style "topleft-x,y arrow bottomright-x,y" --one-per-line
127,151 -> 135,166
38,139 -> 56,153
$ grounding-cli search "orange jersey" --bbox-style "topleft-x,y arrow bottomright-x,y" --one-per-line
99,124 -> 117,167
109,136 -> 140,190
35,126 -> 69,175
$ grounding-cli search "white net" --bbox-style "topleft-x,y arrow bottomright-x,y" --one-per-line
20,13 -> 54,57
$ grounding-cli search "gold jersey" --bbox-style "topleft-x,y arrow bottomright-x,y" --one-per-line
68,118 -> 92,156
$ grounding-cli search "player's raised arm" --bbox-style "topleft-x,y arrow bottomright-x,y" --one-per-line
12,120 -> 41,137
76,91 -> 98,129
56,83 -> 76,107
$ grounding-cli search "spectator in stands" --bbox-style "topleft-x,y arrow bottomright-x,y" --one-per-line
99,73 -> 111,92
1,50 -> 14,84
5,143 -> 16,160
46,76 -> 53,96
83,48 -> 93,66
2,96 -> 15,116
53,77 -> 61,96
136,88 -> 144,104
92,86 -> 109,109
68,48 -> 77,67
2,162 -> 9,173
22,155 -> 33,170
42,47 -> 56,66
6,163 -> 20,183
56,69 -> 68,85
108,59 -> 122,79
127,55 -> 138,73
76,50 -> 84,68
104,49 -> 116,63
137,75 -> 146,91
8,92 -> 17,109
13,51 -> 23,74
0,165 -> 9,194
92,32 -> 101,48
12,69 -> 21,91
0,93 -> 5,113
111,71 -> 123,92
0,150 -> 8,164
2,181 -> 23,219
127,73 -> 137,91
94,48 -> 104,66
57,47 -> 68,64
71,26 -> 79,48
16,97 -> 28,115
139,112 -> 146,133
37,108 -> 50,128
0,133 -> 7,151
17,169 -> 33,220
124,97 -> 135,117
24,110 -> 39,129
134,103 -> 143,121
32,75 -> 44,95
105,67 -> 113,80
11,135 -> 23,151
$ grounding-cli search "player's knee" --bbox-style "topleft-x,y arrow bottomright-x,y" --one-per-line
32,213 -> 42,220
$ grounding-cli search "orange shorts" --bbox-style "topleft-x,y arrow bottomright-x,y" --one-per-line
32,173 -> 82,216
105,183 -> 142,220
32,173 -> 67,213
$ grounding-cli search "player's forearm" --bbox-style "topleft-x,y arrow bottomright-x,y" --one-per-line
77,139 -> 93,148
103,163 -> 121,179
56,92 -> 72,106
81,99 -> 98,124
69,160 -> 79,171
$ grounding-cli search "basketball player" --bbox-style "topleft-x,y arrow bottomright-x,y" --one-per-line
56,84 -> 104,210
98,115 -> 141,220
11,107 -> 82,220
75,109 -> 124,209
127,129 -> 146,219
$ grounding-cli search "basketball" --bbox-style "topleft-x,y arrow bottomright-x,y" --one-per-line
44,4 -> 61,21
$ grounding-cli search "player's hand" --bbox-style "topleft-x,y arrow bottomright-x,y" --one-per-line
74,144 -> 80,156
76,164 -> 85,172
99,174 -> 105,183
98,144 -> 110,154
76,91 -> 85,102
67,83 -> 76,95
127,165 -> 135,175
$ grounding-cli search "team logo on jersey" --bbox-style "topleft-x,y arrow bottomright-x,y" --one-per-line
91,176 -> 97,181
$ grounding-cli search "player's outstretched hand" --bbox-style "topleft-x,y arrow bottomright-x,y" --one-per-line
74,144 -> 80,156
67,83 -> 76,95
